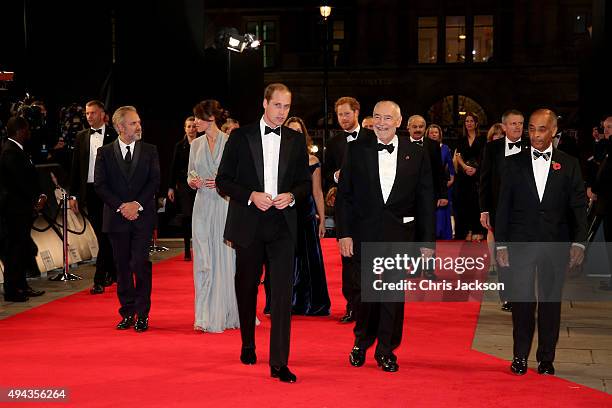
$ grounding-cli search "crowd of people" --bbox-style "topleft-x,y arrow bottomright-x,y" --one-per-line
0,83 -> 611,383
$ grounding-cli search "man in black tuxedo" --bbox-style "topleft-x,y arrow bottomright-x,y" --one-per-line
0,117 -> 47,302
325,96 -> 362,323
337,101 -> 435,372
593,115 -> 612,290
495,109 -> 587,376
216,83 -> 311,383
406,115 -> 446,280
94,106 -> 160,332
70,100 -> 117,294
479,109 -> 528,312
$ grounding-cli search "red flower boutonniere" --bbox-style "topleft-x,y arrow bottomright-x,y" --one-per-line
552,161 -> 561,171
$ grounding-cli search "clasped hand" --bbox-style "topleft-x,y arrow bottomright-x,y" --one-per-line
120,201 -> 140,221
249,192 -> 293,211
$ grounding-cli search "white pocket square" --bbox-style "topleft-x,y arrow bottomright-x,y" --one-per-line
403,217 -> 414,223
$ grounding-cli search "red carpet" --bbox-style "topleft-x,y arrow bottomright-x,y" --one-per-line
0,239 -> 610,407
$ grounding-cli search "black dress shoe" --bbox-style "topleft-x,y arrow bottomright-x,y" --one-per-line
4,292 -> 29,302
134,315 -> 149,332
537,361 -> 555,375
116,315 -> 135,330
349,346 -> 366,367
24,287 -> 45,297
501,302 -> 512,312
240,347 -> 257,365
184,252 -> 192,261
339,310 -> 354,323
375,354 -> 399,372
103,277 -> 115,287
510,357 -> 528,375
270,366 -> 296,383
90,284 -> 104,295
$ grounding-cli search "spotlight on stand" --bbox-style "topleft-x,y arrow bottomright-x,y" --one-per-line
226,33 -> 261,53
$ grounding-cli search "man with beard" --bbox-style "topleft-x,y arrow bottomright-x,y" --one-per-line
406,115 -> 445,280
94,106 -> 160,332
325,96 -> 362,323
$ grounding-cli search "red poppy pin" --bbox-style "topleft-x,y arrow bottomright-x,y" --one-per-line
552,161 -> 561,171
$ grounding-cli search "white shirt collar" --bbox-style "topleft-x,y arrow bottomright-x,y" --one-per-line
118,138 -> 135,151
531,144 -> 553,156
378,135 -> 399,148
409,135 -> 424,143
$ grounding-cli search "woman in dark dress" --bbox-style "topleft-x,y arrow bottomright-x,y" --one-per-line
168,116 -> 199,260
453,112 -> 487,241
285,117 -> 331,316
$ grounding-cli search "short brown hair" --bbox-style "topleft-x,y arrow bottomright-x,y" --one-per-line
193,100 -> 228,128
334,96 -> 360,113
112,106 -> 137,132
501,109 -> 523,123
264,83 -> 291,102
86,100 -> 105,110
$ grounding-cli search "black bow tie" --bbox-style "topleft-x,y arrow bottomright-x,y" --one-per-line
91,128 -> 102,134
412,139 -> 423,146
533,150 -> 551,160
508,141 -> 521,150
264,126 -> 281,136
345,131 -> 358,139
377,143 -> 395,154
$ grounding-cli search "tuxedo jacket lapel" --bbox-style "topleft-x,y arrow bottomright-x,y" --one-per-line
112,140 -> 130,181
84,130 -> 92,162
246,127 -> 264,190
386,139 -> 408,204
541,149 -> 561,205
277,128 -> 291,193
365,138 -> 384,205
127,141 -> 142,180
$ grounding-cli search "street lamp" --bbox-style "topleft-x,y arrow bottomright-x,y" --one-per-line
320,3 -> 332,163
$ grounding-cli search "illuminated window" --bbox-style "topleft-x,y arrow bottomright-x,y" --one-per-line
418,17 -> 438,63
445,16 -> 466,63
473,15 -> 493,62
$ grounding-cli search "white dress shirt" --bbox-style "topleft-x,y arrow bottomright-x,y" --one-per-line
118,138 -> 136,162
504,136 -> 523,157
259,118 -> 282,199
531,145 -> 553,202
88,125 -> 105,183
378,135 -> 399,203
116,138 -> 142,212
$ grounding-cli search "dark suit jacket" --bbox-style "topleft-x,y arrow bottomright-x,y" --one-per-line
592,144 -> 612,215
216,122 -> 312,248
336,131 -> 435,247
417,137 -> 446,202
495,148 -> 587,244
94,139 -> 160,233
0,139 -> 40,216
479,137 -> 530,223
70,126 -> 117,206
324,130 -> 350,191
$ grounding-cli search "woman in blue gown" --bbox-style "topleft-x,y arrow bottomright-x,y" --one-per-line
285,117 -> 331,316
426,124 -> 455,240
